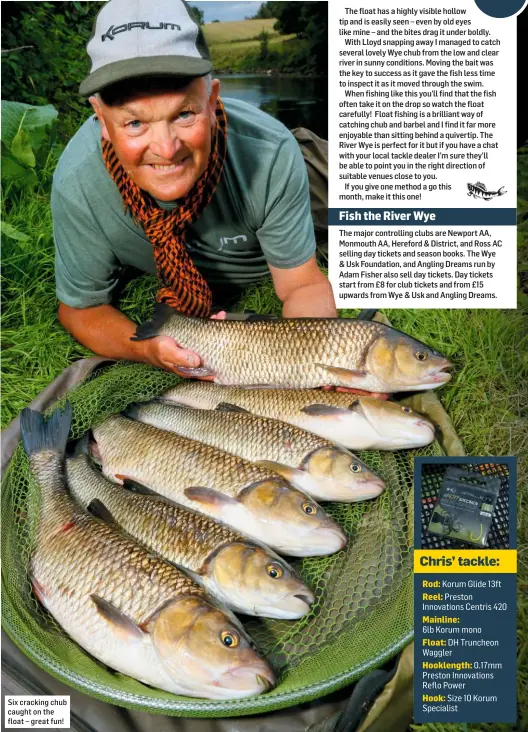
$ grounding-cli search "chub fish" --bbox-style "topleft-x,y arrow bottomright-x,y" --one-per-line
20,404 -> 274,699
125,401 -> 385,502
91,415 -> 346,556
467,182 -> 506,201
66,451 -> 314,619
132,306 -> 452,392
161,382 -> 436,451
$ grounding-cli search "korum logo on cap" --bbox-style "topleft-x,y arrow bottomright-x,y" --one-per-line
79,0 -> 212,96
101,22 -> 182,42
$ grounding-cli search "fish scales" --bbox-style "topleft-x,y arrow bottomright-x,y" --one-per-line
94,415 -> 280,500
22,406 -> 276,699
133,309 -> 452,392
163,382 -> 363,420
136,312 -> 383,388
92,415 -> 347,556
29,451 -> 204,634
127,402 -> 386,502
132,402 -> 329,467
66,454 -> 245,573
66,454 -> 315,619
160,382 -> 436,452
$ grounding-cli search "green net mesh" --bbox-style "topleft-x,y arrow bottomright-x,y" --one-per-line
2,360 -> 444,716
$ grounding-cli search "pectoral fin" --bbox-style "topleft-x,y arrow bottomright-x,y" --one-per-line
255,461 -> 301,484
91,594 -> 145,641
314,364 -> 367,388
301,404 -> 353,417
122,479 -> 159,496
87,499 -> 117,526
184,487 -> 240,512
216,402 -> 251,414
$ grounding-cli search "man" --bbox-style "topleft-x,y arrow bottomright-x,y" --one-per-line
53,0 -> 336,378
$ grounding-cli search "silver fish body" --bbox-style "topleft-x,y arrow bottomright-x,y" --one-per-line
127,401 -> 385,502
66,453 -> 314,619
132,307 -> 451,392
92,415 -> 346,557
21,405 -> 274,700
161,382 -> 436,451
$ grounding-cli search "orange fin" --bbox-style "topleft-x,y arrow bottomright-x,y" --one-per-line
314,364 -> 366,388
91,594 -> 144,642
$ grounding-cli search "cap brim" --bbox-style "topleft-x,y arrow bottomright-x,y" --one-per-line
79,56 -> 212,96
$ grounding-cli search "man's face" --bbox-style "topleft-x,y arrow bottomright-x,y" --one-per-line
90,77 -> 220,201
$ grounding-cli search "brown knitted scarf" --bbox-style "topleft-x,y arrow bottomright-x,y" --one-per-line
102,99 -> 228,317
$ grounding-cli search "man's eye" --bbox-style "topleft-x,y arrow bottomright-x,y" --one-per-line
125,120 -> 142,129
178,110 -> 196,123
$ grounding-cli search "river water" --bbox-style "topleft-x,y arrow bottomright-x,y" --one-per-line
218,74 -> 328,140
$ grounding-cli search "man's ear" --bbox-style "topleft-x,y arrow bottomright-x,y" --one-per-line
208,79 -> 221,124
89,95 -> 110,141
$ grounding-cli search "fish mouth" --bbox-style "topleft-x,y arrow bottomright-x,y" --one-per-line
416,419 -> 435,436
294,591 -> 315,606
225,664 -> 275,691
355,478 -> 385,500
431,361 -> 453,384
307,526 -> 347,556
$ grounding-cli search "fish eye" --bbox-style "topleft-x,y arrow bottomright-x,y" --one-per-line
415,351 -> 428,361
401,406 -> 412,414
350,463 -> 362,473
266,563 -> 283,579
302,502 -> 317,515
221,630 -> 239,648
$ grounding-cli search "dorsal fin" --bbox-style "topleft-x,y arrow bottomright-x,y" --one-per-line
131,303 -> 177,342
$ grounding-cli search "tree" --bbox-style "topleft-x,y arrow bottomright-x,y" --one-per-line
252,2 -> 283,20
188,4 -> 205,25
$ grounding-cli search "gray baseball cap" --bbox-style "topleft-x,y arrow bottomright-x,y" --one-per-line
79,0 -> 212,96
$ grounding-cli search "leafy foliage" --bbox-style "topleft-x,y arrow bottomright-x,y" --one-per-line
1,2 -> 102,140
1,101 -> 61,196
188,4 -> 205,26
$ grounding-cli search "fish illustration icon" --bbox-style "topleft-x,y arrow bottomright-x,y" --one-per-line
467,182 -> 506,201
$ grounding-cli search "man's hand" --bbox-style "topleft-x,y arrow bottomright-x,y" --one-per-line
144,311 -> 226,378
58,302 -> 226,380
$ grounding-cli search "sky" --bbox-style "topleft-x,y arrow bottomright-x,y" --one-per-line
193,2 -> 264,23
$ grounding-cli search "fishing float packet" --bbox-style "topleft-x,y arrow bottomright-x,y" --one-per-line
328,0 -> 517,309
427,466 -> 502,547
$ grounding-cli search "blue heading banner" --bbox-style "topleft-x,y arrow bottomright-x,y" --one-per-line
328,209 -> 517,226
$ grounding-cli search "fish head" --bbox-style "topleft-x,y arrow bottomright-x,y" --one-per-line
238,480 -> 347,557
356,397 -> 436,449
150,597 -> 275,699
301,447 -> 385,502
201,542 -> 314,619
366,330 -> 452,392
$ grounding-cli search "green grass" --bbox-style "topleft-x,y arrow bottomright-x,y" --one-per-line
201,17 -> 300,73
1,134 -> 527,732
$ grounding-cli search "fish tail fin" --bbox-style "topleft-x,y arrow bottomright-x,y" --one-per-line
20,403 -> 73,457
130,303 -> 177,341
498,186 -> 506,196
